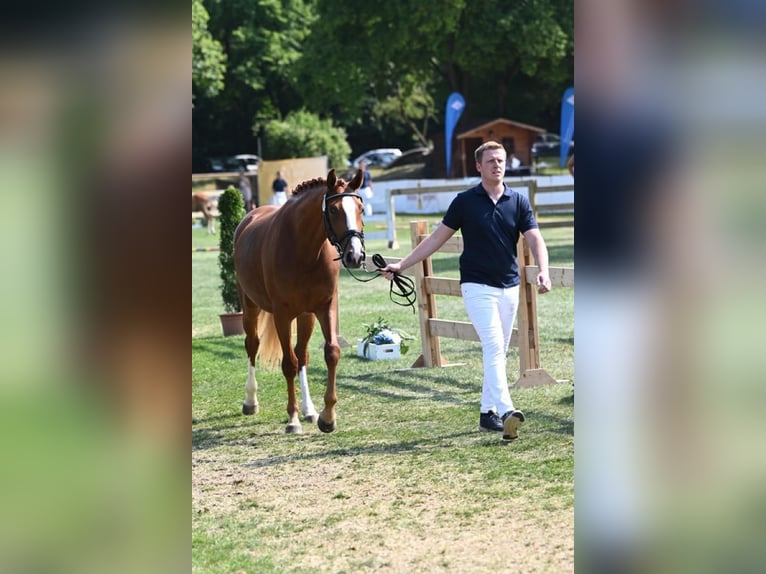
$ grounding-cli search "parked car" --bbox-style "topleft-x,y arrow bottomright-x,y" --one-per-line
386,147 -> 431,169
208,154 -> 261,172
228,154 -> 260,172
505,164 -> 531,176
531,133 -> 561,157
351,148 -> 402,169
531,133 -> 574,158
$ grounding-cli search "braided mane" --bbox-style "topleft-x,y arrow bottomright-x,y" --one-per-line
292,177 -> 326,197
291,174 -> 350,198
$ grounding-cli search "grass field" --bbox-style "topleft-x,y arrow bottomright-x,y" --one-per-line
192,213 -> 574,573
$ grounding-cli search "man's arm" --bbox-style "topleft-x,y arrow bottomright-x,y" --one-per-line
381,223 -> 456,277
522,228 -> 551,293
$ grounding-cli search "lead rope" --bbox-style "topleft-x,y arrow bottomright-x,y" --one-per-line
343,253 -> 417,312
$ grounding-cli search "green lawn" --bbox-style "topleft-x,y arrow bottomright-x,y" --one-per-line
192,213 -> 574,573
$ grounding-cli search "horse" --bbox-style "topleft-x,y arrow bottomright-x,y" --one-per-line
233,168 -> 366,434
192,192 -> 217,234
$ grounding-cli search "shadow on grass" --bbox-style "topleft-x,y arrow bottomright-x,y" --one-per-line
558,392 -> 574,405
240,430 -> 479,469
193,337 -> 243,361
339,365 -> 477,406
524,409 -> 574,436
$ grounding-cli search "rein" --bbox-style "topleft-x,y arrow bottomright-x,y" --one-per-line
321,190 -> 416,311
344,254 -> 417,312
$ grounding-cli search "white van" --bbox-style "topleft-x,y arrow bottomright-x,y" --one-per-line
351,148 -> 402,169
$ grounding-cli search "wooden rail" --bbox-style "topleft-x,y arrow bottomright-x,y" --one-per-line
383,179 -> 572,247
408,220 -> 574,388
528,181 -> 574,229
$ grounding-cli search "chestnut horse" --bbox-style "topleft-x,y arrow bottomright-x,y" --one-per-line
233,169 -> 366,434
192,192 -> 217,234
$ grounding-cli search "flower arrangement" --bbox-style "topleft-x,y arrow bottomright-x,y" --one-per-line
360,316 -> 415,357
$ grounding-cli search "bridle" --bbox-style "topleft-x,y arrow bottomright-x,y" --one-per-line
321,188 -> 417,311
322,190 -> 366,265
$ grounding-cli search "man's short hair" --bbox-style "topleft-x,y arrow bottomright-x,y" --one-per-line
474,141 -> 506,163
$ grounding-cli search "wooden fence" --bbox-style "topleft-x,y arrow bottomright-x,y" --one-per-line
407,220 -> 574,388
384,180 -> 573,248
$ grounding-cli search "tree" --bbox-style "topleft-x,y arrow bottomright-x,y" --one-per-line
192,0 -> 573,166
373,73 -> 437,148
198,0 -> 317,156
296,0 -> 572,134
218,187 -> 246,313
262,110 -> 351,168
192,0 -> 226,101
442,0 -> 572,117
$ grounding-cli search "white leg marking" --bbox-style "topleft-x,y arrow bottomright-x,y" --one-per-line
299,366 -> 318,419
244,361 -> 258,408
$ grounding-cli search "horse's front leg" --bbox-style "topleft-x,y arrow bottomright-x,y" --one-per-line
241,298 -> 260,416
275,315 -> 302,434
295,313 -> 319,424
315,303 -> 339,433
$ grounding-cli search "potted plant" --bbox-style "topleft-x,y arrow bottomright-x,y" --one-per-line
218,186 -> 246,336
357,316 -> 414,361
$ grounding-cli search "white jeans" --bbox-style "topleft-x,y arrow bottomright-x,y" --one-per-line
272,191 -> 287,206
460,282 -> 520,415
360,186 -> 373,216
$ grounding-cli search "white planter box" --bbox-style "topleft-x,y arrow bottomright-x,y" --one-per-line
357,339 -> 401,361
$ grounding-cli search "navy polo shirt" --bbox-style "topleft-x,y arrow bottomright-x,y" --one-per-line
442,184 -> 538,288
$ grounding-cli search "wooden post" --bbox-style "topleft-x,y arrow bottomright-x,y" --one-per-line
513,236 -> 557,388
410,221 -> 444,368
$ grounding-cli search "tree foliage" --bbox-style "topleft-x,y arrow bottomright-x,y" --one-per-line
192,0 -> 573,167
262,110 -> 351,168
192,0 -> 226,101
218,187 -> 246,313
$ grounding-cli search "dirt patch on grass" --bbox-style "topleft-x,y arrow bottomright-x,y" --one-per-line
193,447 -> 573,573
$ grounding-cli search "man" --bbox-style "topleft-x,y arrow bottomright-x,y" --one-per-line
358,159 -> 374,216
271,171 -> 289,206
238,169 -> 253,211
380,141 -> 551,440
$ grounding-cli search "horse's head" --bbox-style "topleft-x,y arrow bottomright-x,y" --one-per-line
322,169 -> 366,269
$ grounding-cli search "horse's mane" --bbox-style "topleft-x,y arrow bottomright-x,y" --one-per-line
291,177 -> 327,198
291,175 -> 351,198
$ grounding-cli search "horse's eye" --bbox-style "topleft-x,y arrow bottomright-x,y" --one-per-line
330,205 -> 339,214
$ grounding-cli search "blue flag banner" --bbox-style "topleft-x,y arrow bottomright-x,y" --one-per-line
560,87 -> 574,168
445,92 -> 465,177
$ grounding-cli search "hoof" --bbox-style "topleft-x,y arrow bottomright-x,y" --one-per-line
317,417 -> 337,434
242,403 -> 258,416
303,413 -> 319,424
285,423 -> 303,435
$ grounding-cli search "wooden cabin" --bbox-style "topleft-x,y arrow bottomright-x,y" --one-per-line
456,118 -> 546,177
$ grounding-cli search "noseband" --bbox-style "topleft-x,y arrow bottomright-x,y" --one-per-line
322,191 -> 365,264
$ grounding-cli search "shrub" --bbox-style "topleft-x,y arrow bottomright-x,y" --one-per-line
217,186 -> 246,313
261,109 -> 351,168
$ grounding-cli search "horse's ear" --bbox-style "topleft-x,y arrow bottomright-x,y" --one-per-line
327,169 -> 336,189
349,169 -> 364,190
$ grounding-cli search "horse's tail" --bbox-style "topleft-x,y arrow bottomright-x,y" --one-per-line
256,311 -> 283,369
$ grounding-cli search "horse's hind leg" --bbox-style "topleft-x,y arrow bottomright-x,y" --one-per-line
242,299 -> 260,416
295,313 -> 318,424
315,303 -> 340,433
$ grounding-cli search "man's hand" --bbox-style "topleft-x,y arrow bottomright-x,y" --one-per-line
537,272 -> 552,294
379,263 -> 402,282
